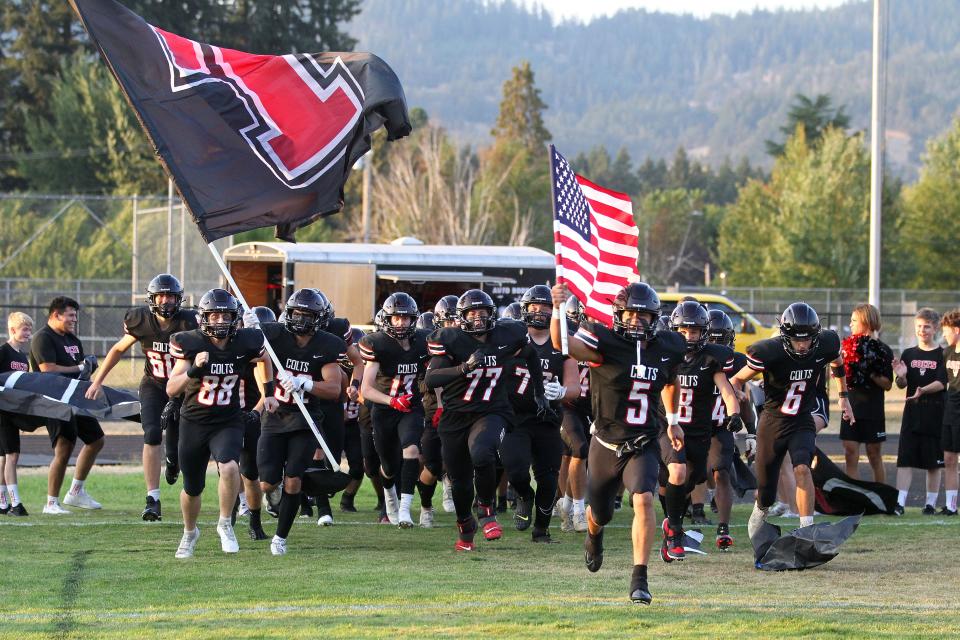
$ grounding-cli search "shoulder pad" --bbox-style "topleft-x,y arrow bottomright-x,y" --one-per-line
123,307 -> 149,336
169,330 -> 203,359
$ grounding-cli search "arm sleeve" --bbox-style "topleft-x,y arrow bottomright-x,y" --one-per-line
425,355 -> 463,389
358,335 -> 377,362
520,343 -> 545,394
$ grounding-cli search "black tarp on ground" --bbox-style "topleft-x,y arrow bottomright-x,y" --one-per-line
751,515 -> 861,571
812,447 -> 898,516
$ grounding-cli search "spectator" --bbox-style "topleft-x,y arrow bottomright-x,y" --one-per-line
840,303 -> 893,483
29,297 -> 105,514
939,309 -> 960,515
893,308 -> 947,515
0,311 -> 35,516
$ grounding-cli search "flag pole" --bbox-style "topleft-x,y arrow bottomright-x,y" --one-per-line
206,242 -> 340,472
549,145 -> 570,356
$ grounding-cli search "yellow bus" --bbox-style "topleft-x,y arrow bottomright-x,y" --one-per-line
658,293 -> 774,354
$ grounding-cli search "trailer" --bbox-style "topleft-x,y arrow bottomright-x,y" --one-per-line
222,239 -> 557,323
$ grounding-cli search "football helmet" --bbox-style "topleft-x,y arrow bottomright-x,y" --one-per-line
779,302 -> 821,358
520,285 -> 552,329
566,294 -> 585,325
416,311 -> 436,330
457,289 -> 496,334
611,283 -> 660,342
147,274 -> 184,319
706,309 -> 736,347
500,302 -> 523,321
434,295 -> 460,327
382,292 -> 419,340
670,300 -> 710,353
283,289 -> 331,336
197,288 -> 240,340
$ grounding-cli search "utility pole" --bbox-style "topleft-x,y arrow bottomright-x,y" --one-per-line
868,0 -> 886,307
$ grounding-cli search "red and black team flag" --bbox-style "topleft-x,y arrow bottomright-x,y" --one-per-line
70,0 -> 411,242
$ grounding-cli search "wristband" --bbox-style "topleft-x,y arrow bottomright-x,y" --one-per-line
666,412 -> 679,426
551,308 -> 561,319
263,381 -> 275,397
187,364 -> 205,379
838,391 -> 849,399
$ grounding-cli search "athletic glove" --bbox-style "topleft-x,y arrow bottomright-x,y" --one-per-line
743,434 -> 757,463
77,355 -> 98,380
723,413 -> 744,433
160,396 -> 182,432
543,380 -> 566,401
278,370 -> 313,395
243,409 -> 261,431
242,309 -> 260,329
389,394 -> 414,413
431,407 -> 443,429
459,350 -> 486,375
535,393 -> 559,423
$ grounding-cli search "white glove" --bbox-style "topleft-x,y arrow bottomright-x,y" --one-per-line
543,380 -> 566,401
278,371 -> 314,395
744,434 -> 757,459
242,309 -> 260,329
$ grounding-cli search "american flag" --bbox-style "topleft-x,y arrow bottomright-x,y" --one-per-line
551,145 -> 639,326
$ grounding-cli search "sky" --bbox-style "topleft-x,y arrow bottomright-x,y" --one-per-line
523,0 -> 854,23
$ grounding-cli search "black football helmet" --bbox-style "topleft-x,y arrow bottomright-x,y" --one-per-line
779,302 -> 821,359
566,294 -> 585,325
457,289 -> 496,334
670,300 -> 710,353
339,328 -> 365,371
706,309 -> 736,347
434,295 -> 459,327
382,292 -> 419,340
656,315 -> 672,333
416,311 -> 436,330
284,288 -> 331,336
247,306 -> 276,328
500,302 -> 523,321
373,309 -> 386,331
197,288 -> 240,340
612,283 -> 660,342
520,285 -> 552,329
147,274 -> 184,319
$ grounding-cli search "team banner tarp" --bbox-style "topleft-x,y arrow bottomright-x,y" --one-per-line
751,515 -> 861,571
811,447 -> 899,516
0,372 -> 141,421
70,0 -> 411,242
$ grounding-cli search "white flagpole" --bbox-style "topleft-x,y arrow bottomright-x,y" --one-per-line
206,243 -> 340,472
549,145 -> 570,356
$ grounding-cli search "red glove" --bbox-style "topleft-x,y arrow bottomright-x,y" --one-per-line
390,394 -> 414,413
431,407 -> 443,429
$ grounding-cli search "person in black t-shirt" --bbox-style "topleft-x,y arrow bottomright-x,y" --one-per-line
84,274 -> 197,522
167,289 -> 277,558
839,303 -> 893,483
938,309 -> 960,515
0,311 -> 36,516
29,296 -> 105,515
893,308 -> 947,514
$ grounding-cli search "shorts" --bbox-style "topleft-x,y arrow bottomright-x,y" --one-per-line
46,416 -> 104,448
812,395 -> 830,428
897,429 -> 944,470
178,416 -> 242,496
371,405 -> 425,451
658,428 -> 688,467
708,428 -> 735,475
419,417 -> 443,477
943,420 -> 960,454
239,410 -> 261,480
587,435 -> 659,526
840,417 -> 886,444
0,415 -> 20,455
139,378 -> 169,446
755,413 -> 816,508
560,408 -> 590,459
257,429 -> 317,486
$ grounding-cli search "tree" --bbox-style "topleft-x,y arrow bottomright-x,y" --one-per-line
490,61 -> 551,154
637,188 -> 710,285
765,93 -> 851,157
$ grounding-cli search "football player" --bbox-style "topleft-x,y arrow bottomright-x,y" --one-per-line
502,285 -> 579,541
359,293 -> 431,528
414,311 -> 442,527
430,296 -> 462,514
557,295 -> 592,533
550,282 -> 686,605
731,302 -> 853,536
167,289 -> 276,558
425,289 -> 546,551
666,303 -> 742,557
338,327 -> 367,513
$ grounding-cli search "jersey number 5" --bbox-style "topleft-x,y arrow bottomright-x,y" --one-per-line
626,380 -> 651,425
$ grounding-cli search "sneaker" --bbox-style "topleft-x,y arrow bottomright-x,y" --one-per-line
419,507 -> 435,528
630,577 -> 652,605
165,457 -> 180,486
141,496 -> 162,522
781,509 -> 800,519
477,504 -> 502,541
893,504 -> 905,516
922,504 -> 937,515
398,506 -> 415,529
63,490 -> 101,510
531,527 -> 553,543
299,496 -> 314,519
716,523 -> 733,551
747,504 -> 768,540
216,521 -> 240,553
660,518 -> 685,562
584,527 -> 604,572
238,503 -> 251,518
441,478 -> 455,513
938,507 -> 958,516
270,535 -> 287,556
513,494 -> 532,531
768,501 -> 788,517
8,503 -> 28,517
383,486 -> 400,525
175,528 -> 200,558
317,514 -> 334,526
340,493 -> 357,513
43,501 -> 70,515
573,509 -> 588,533
249,523 -> 268,541
455,516 -> 477,551
552,502 -> 561,517
378,512 -> 391,525
265,487 -> 281,518
691,504 -> 712,526
0,505 -> 8,515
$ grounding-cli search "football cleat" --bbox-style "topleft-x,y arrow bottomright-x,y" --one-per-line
8,503 -> 28,517
419,507 -> 435,529
339,493 -> 357,513
716,523 -> 733,551
63,490 -> 101,510
383,486 -> 400,525
441,477 -> 455,513
560,503 -> 574,533
710,496 -> 719,513
141,496 -> 161,522
216,521 -> 240,553
768,501 -> 787,517
573,509 -> 588,533
922,504 -> 936,515
43,501 -> 70,515
690,504 -> 712,526
164,457 -> 180,486
270,535 -> 287,556
175,528 -> 200,559
939,507 -> 958,516
893,504 -> 905,516
317,514 -> 334,527
398,506 -> 415,529
584,527 -> 604,572
747,504 -> 769,540
531,527 -> 552,543
630,578 -> 652,605
661,519 -> 685,562
249,523 -> 268,541
477,504 -> 502,541
0,505 -> 8,515
299,495 -> 314,519
455,516 -> 477,551
514,495 -> 532,531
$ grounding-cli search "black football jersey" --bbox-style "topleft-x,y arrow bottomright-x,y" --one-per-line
327,317 -> 354,345
124,307 -> 198,383
746,331 -> 841,419
238,367 -> 261,412
427,321 -> 530,416
506,334 -> 567,424
675,343 -> 734,437
358,329 -> 431,407
564,361 -> 593,416
169,328 -> 265,426
0,343 -> 29,374
574,321 -> 686,443
261,323 -> 347,426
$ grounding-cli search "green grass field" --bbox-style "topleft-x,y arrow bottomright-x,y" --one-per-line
1,469 -> 958,639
